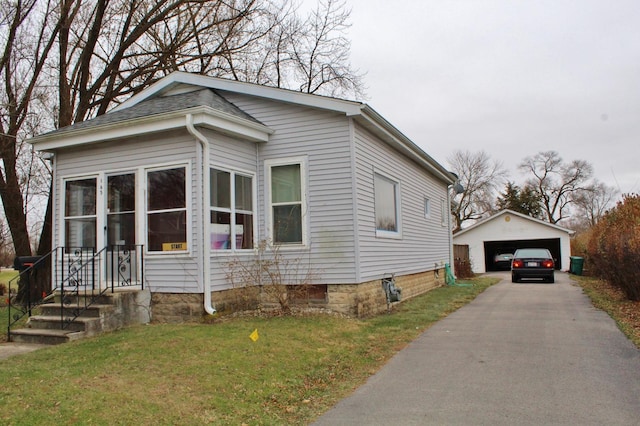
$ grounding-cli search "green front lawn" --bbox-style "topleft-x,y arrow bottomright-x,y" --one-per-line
0,269 -> 17,292
1,270 -> 18,338
0,276 -> 497,425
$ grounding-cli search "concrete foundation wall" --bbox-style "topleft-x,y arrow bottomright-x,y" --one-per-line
150,269 -> 445,322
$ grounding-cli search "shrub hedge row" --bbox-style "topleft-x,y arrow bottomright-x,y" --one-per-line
585,194 -> 640,301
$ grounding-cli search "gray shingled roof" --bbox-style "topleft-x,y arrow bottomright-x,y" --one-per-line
41,88 -> 262,136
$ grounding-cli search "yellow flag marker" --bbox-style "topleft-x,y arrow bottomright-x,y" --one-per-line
249,328 -> 259,342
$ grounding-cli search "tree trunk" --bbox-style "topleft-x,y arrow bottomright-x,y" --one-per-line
0,136 -> 31,257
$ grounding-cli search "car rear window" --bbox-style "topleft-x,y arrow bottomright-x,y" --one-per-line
515,249 -> 550,258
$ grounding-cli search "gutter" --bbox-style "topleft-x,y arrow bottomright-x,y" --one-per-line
357,106 -> 456,185
186,114 -> 216,315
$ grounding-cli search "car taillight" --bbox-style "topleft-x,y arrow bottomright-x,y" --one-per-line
512,259 -> 523,268
543,260 -> 554,268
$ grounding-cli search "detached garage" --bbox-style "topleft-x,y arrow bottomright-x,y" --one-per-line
453,209 -> 574,274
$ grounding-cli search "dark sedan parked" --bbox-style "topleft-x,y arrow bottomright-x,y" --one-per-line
493,253 -> 514,270
511,248 -> 555,283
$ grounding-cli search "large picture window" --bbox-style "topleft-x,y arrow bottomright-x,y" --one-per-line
210,168 -> 254,250
374,173 -> 400,236
64,178 -> 97,248
147,166 -> 187,252
268,160 -> 305,245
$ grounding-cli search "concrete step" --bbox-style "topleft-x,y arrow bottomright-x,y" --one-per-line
54,292 -> 115,306
9,328 -> 85,345
27,315 -> 101,333
40,303 -> 115,318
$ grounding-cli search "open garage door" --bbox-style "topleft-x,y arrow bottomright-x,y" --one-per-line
484,238 -> 562,272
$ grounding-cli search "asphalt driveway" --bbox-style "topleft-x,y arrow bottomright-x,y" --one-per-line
313,272 -> 640,425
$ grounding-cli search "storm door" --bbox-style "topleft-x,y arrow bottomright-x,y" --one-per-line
63,177 -> 98,289
106,173 -> 138,285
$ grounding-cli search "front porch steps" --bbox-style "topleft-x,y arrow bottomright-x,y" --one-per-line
9,289 -> 151,345
8,327 -> 86,345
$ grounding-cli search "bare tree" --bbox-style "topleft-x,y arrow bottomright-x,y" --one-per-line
448,150 -> 507,232
290,0 -> 364,97
519,151 -> 594,224
1,0 -> 365,266
572,181 -> 618,228
1,0 -> 59,257
0,216 -> 13,266
223,0 -> 365,98
54,0 -> 280,127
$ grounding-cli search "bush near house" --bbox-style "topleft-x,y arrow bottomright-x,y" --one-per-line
585,194 -> 640,301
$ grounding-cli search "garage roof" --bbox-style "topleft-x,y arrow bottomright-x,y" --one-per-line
454,209 -> 575,237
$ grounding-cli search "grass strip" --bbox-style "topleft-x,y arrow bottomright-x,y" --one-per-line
572,275 -> 640,348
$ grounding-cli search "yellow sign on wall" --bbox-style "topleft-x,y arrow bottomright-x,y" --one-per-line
162,242 -> 187,251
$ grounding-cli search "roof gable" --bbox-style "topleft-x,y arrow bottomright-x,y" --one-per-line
30,88 -> 273,149
113,72 -> 365,116
453,209 -> 575,238
50,88 -> 263,134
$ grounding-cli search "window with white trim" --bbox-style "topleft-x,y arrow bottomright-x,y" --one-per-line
146,166 -> 187,252
210,168 -> 254,250
374,173 -> 400,236
64,177 -> 97,248
441,198 -> 448,227
267,159 -> 305,245
424,197 -> 431,218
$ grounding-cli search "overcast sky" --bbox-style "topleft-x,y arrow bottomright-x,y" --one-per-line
317,0 -> 640,194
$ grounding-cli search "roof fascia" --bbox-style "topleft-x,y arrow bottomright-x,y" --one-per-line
30,106 -> 273,150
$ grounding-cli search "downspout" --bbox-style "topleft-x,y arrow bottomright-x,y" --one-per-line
186,114 -> 216,315
447,178 -> 465,278
447,185 -> 455,277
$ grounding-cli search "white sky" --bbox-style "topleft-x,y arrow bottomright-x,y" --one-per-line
314,0 -> 640,194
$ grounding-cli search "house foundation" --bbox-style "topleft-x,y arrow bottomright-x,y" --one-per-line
150,269 -> 445,322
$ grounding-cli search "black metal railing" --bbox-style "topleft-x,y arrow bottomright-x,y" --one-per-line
106,245 -> 144,291
7,245 -> 144,340
58,246 -> 104,330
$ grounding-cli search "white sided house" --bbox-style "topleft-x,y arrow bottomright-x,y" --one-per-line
453,209 -> 575,274
30,72 -> 457,321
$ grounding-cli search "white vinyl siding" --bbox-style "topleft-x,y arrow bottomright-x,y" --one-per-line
51,89 -> 451,295
354,123 -> 450,281
221,92 -> 358,284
